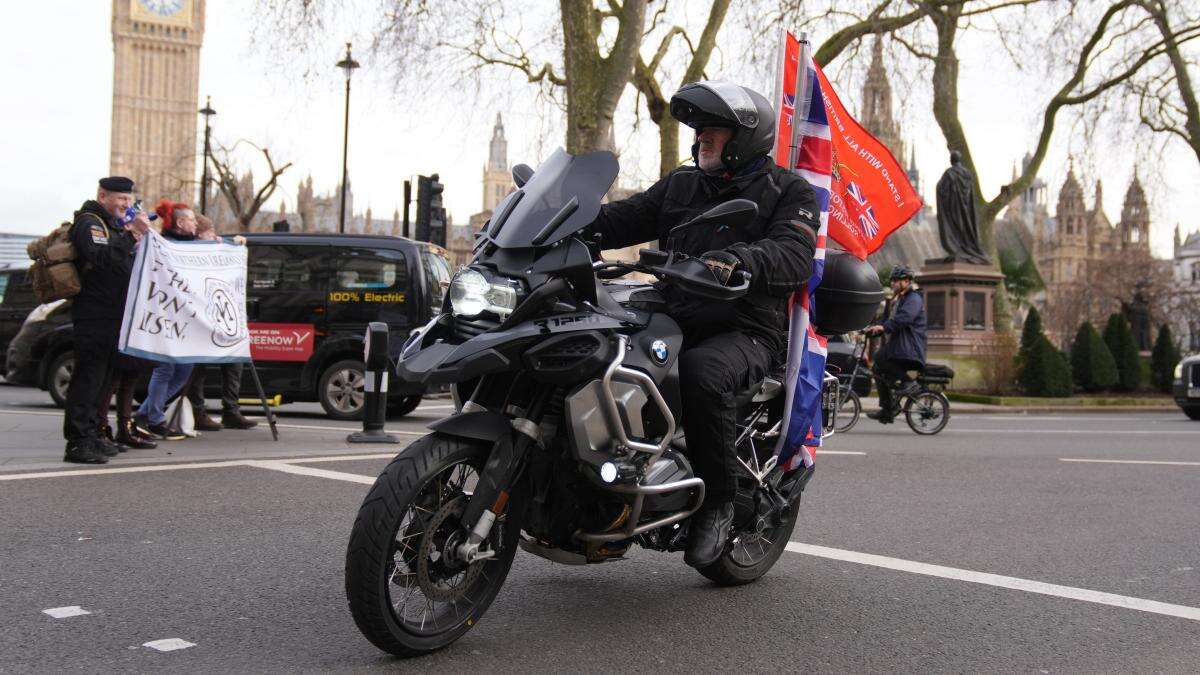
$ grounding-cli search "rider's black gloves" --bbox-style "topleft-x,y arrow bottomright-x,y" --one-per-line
700,250 -> 740,286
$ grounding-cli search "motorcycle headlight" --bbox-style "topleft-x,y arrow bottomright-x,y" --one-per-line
449,269 -> 521,318
1175,363 -> 1185,381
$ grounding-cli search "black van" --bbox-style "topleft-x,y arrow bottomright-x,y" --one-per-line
5,233 -> 453,419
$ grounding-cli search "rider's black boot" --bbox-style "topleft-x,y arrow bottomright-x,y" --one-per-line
685,502 -> 735,568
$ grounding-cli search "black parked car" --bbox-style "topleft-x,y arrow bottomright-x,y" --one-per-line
5,233 -> 454,418
0,263 -> 43,376
1173,353 -> 1200,420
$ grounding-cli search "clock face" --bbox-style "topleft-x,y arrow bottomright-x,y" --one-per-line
138,0 -> 185,16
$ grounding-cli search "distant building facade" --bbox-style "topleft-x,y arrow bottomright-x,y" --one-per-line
857,38 -> 942,273
458,114 -> 516,267
110,0 -> 206,204
1028,165 -> 1153,344
203,175 -> 402,235
1173,227 -> 1200,353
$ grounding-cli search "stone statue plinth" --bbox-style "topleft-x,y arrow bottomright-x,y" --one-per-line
918,259 -> 1004,356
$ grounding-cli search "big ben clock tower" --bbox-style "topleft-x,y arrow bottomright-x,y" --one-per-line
110,0 -> 206,203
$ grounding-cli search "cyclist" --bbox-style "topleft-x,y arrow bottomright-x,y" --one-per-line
865,266 -> 926,423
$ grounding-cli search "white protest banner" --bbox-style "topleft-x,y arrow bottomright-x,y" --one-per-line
119,230 -> 251,363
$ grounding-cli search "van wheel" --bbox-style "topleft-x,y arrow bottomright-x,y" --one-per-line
319,359 -> 366,420
387,394 -> 422,419
47,351 -> 74,408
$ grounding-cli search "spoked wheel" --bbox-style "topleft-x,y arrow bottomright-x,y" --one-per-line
698,488 -> 801,587
834,390 -> 861,433
345,433 -> 522,656
904,391 -> 950,435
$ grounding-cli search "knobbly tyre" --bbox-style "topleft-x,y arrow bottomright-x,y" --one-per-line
344,149 -> 881,656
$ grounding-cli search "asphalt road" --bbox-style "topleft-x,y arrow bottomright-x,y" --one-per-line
1,383 -> 1198,672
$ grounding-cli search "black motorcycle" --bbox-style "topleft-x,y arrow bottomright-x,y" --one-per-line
344,148 -> 878,656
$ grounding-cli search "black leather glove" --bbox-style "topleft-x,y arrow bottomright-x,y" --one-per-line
700,250 -> 740,286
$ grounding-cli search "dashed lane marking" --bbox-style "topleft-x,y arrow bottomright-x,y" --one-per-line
42,606 -> 91,619
1060,458 -> 1200,467
142,638 -> 195,652
785,542 -> 1200,623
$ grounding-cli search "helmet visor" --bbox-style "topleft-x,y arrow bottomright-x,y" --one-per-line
698,81 -> 760,129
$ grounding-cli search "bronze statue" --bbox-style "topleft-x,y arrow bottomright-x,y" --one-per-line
934,151 -> 991,265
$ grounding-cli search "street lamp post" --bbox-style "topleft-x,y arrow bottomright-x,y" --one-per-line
336,43 -> 360,234
198,96 -> 216,215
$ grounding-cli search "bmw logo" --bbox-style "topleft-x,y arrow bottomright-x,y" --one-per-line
650,339 -> 669,365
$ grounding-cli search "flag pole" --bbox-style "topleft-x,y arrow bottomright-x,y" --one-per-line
770,27 -> 788,162
787,33 -> 813,172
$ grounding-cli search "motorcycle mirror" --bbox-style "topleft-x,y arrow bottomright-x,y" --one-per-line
668,198 -> 758,237
512,163 -> 534,188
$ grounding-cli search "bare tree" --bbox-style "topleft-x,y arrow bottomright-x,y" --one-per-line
1127,0 -> 1200,165
894,0 -> 1200,256
209,141 -> 293,232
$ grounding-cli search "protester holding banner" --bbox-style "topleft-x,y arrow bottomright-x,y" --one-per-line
182,215 -> 257,431
62,176 -> 150,464
589,81 -> 820,569
133,200 -> 199,440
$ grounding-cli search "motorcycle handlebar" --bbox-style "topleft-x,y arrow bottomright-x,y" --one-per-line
592,251 -> 752,301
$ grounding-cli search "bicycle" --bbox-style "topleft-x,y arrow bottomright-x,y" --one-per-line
830,336 -> 953,435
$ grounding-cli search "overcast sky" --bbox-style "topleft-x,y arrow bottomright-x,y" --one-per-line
2,0 -> 1196,258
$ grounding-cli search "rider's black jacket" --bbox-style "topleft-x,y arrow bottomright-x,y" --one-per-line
69,200 -> 137,323
591,161 -> 820,352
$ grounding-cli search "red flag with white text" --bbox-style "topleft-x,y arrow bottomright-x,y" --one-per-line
773,32 -> 921,259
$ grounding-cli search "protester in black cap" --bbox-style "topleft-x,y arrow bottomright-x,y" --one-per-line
62,176 -> 150,464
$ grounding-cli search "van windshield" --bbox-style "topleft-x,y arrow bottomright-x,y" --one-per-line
487,148 -> 619,249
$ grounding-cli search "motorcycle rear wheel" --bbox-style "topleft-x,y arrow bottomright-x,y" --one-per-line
698,493 -> 801,586
345,433 -> 521,657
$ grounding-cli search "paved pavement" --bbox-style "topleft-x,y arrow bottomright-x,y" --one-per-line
1,383 -> 1198,672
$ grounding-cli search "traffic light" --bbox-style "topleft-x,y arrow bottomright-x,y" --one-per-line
415,173 -> 446,247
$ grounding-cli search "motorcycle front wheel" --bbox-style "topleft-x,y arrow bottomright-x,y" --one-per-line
698,492 -> 801,586
345,433 -> 521,657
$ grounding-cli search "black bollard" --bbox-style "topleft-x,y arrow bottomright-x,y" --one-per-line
348,322 -> 399,444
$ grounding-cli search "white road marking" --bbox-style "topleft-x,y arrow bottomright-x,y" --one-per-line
286,452 -> 399,464
0,407 -> 427,435
1060,458 -> 1200,467
42,606 -> 91,619
272,422 -> 425,434
818,451 -> 867,456
785,542 -> 1200,623
243,460 -> 376,485
142,638 -> 195,652
0,453 -> 401,481
0,460 -> 246,481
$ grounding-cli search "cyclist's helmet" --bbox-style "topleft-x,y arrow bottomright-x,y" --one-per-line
670,81 -> 775,173
890,265 -> 915,282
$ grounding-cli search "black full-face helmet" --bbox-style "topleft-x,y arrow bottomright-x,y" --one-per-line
669,81 -> 775,173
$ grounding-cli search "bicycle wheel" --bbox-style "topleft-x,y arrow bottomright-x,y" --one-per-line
834,390 -> 861,433
904,391 -> 950,435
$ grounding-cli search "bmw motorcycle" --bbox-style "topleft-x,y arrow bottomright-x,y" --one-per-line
345,148 -> 872,656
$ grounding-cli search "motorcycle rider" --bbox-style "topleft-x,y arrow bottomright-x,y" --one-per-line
865,266 -> 926,422
589,81 -> 819,568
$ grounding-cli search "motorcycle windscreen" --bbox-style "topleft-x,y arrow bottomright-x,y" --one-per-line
488,148 -> 619,249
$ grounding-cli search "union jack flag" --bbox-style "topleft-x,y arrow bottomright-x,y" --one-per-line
781,92 -> 796,126
846,182 -> 880,237
773,42 -> 830,472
